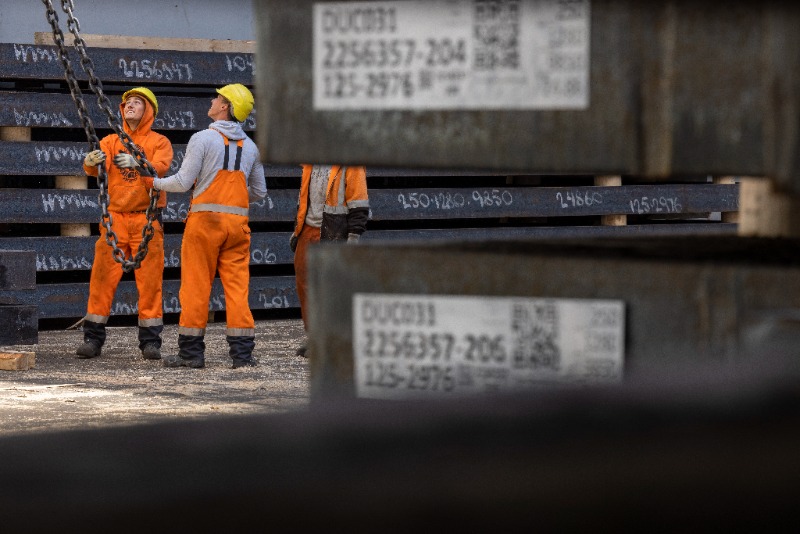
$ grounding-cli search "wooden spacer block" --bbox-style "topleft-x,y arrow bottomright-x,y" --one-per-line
0,351 -> 36,371
595,175 -> 627,227
0,127 -> 31,142
56,175 -> 88,189
738,177 -> 800,237
56,176 -> 91,236
595,175 -> 622,187
60,224 -> 91,237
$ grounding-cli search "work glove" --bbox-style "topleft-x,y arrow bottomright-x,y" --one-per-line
113,152 -> 140,170
115,152 -> 154,179
347,233 -> 361,244
289,235 -> 298,253
84,149 -> 106,167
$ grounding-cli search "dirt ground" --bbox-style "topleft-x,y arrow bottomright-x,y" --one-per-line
0,319 -> 309,436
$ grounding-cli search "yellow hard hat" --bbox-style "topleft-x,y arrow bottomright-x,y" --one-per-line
217,83 -> 254,122
122,87 -> 158,116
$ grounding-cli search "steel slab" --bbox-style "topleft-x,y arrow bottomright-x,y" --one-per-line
0,276 -> 297,319
0,304 -> 38,345
0,186 -> 295,224
0,43 -> 253,87
1,385 -> 799,530
0,183 -> 737,223
0,250 -> 36,290
254,0 -> 800,193
0,141 -> 298,178
306,235 -> 800,399
0,223 -> 735,274
0,91 -> 257,132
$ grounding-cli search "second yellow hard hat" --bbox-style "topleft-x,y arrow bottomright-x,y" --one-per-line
217,83 -> 254,122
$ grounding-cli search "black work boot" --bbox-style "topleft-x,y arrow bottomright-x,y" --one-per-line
228,335 -> 257,369
163,334 -> 205,369
138,325 -> 163,360
295,335 -> 308,357
76,320 -> 105,359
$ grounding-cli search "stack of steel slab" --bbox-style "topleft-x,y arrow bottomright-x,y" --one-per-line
0,250 -> 37,345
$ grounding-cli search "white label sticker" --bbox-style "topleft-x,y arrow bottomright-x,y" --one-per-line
353,293 -> 624,400
313,0 -> 591,110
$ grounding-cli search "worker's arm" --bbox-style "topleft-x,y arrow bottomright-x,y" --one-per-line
152,132 -> 206,193
345,166 -> 370,239
248,160 -> 267,202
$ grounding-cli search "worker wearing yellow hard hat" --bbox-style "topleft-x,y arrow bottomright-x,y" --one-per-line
151,84 -> 266,369
215,83 -> 253,122
122,87 -> 159,115
77,86 -> 173,361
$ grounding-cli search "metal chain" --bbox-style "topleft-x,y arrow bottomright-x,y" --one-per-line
42,0 -> 160,272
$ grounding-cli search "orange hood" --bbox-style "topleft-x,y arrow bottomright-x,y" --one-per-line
120,96 -> 155,139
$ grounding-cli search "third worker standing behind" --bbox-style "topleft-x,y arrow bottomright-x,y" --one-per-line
149,83 -> 267,369
290,164 -> 370,357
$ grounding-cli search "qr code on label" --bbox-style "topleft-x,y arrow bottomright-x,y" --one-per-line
473,0 -> 521,70
511,301 -> 561,371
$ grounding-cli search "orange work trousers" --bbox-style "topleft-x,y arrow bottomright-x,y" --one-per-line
293,224 -> 321,331
86,211 -> 164,323
178,211 -> 254,336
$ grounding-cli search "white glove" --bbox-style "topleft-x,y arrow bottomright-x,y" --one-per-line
84,149 -> 106,167
113,153 -> 140,169
347,233 -> 361,244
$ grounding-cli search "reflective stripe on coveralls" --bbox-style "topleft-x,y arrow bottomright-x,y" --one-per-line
191,204 -> 249,216
178,133 -> 254,338
322,166 -> 348,215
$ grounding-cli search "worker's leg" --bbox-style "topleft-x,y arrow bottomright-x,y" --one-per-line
293,225 -> 320,331
166,212 -> 222,368
217,216 -> 256,368
130,214 -> 165,359
78,216 -> 130,358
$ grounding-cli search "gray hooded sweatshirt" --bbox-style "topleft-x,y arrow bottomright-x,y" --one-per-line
153,120 -> 267,203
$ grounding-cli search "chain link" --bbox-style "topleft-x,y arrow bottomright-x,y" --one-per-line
42,0 -> 161,272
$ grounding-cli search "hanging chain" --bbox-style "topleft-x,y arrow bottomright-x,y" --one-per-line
42,0 -> 161,272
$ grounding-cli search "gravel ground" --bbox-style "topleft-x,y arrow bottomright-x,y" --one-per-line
0,319 -> 309,436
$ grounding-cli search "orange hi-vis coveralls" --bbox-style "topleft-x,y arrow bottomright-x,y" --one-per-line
152,121 -> 267,340
82,96 -> 173,332
291,165 -> 369,330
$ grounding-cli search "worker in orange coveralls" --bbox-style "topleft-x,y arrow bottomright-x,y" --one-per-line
150,84 -> 267,369
290,165 -> 370,357
77,87 -> 174,361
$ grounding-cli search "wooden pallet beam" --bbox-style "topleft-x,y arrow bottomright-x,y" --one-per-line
33,33 -> 255,54
739,177 -> 800,237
